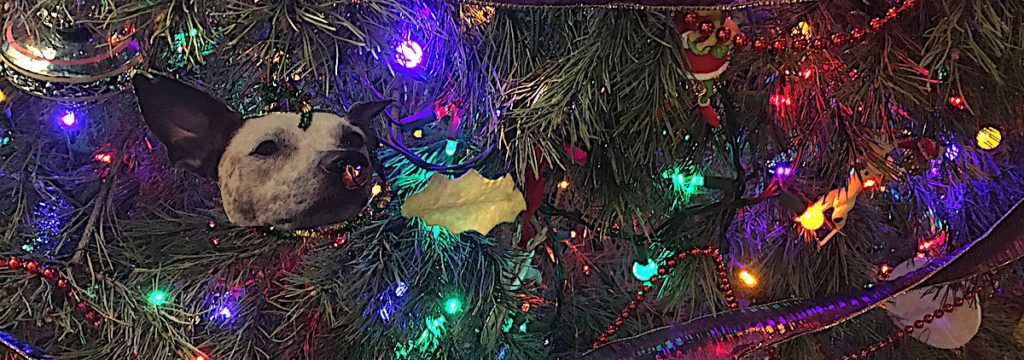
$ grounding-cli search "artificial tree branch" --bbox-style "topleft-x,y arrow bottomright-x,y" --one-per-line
69,143 -> 126,265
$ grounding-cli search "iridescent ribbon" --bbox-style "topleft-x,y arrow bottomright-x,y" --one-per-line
457,0 -> 815,11
0,330 -> 52,360
583,197 -> 1024,359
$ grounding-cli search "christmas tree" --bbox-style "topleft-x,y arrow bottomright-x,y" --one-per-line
0,0 -> 1023,359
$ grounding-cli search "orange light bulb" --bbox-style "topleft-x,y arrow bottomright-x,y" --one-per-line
738,270 -> 758,287
796,204 -> 826,231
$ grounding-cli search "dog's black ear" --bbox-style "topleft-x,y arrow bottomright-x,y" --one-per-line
132,73 -> 243,179
346,100 -> 391,138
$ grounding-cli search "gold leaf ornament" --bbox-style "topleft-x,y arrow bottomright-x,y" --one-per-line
401,170 -> 526,235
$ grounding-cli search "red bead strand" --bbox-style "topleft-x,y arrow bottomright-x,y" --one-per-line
837,285 -> 979,360
4,256 -> 103,327
677,0 -> 919,56
592,247 -> 737,348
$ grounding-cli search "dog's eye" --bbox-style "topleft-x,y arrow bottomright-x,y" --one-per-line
340,133 -> 364,148
251,140 -> 279,156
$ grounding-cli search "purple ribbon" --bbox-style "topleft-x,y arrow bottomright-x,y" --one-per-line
458,0 -> 813,10
584,197 -> 1024,359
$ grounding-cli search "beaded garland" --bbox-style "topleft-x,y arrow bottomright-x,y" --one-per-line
4,256 -> 105,327
592,247 -> 738,349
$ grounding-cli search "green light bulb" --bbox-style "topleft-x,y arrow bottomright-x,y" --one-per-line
443,296 -> 463,315
147,289 -> 169,306
632,260 -> 658,281
444,139 -> 459,156
673,173 -> 686,187
689,173 -> 705,187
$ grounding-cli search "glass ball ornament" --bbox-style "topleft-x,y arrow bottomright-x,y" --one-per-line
0,17 -> 141,103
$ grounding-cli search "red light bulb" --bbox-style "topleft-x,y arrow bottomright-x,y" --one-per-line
947,96 -> 966,110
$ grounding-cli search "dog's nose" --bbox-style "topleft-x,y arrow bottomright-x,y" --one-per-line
319,151 -> 369,174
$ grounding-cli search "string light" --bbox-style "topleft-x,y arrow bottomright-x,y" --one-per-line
379,281 -> 408,322
557,179 -> 570,191
412,129 -> 423,138
793,21 -> 813,38
947,96 -> 966,110
395,40 -> 424,69
863,178 -> 879,190
631,260 -> 658,282
194,355 -> 207,360
773,163 -> 793,178
917,231 -> 946,256
444,139 -> 458,156
94,152 -> 113,164
147,289 -> 169,306
58,110 -> 78,128
0,89 -> 6,103
667,168 -> 704,196
672,173 -> 686,187
878,263 -> 892,278
944,144 -> 960,161
769,94 -> 793,107
443,296 -> 463,315
737,270 -> 758,287
798,68 -> 814,79
976,127 -> 1001,150
796,203 -> 826,231
371,184 -> 383,196
205,285 -> 244,323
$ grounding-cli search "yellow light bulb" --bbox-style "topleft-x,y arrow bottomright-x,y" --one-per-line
371,184 -> 382,196
0,89 -> 6,103
793,21 -> 813,38
796,204 -> 825,231
738,270 -> 758,287
976,127 -> 1001,150
557,179 -> 570,191
412,129 -> 423,138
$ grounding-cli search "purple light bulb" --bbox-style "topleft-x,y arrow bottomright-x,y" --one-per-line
395,40 -> 424,69
774,163 -> 793,178
59,110 -> 78,127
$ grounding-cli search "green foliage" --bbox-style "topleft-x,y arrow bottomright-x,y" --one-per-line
1,0 -> 1024,359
